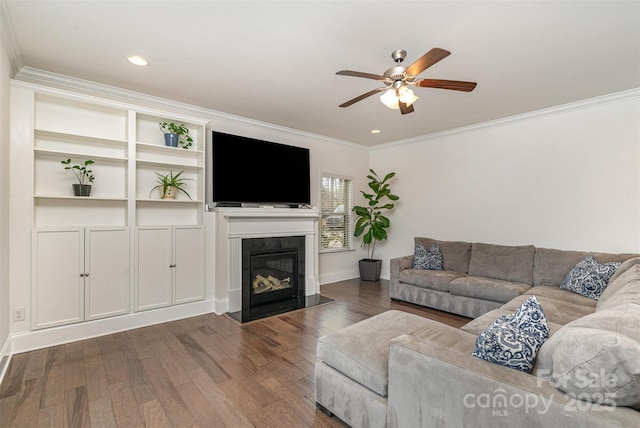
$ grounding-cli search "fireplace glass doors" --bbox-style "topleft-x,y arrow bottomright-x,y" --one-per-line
240,236 -> 305,322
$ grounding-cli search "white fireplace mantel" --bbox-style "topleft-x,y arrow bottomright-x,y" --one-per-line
213,207 -> 320,313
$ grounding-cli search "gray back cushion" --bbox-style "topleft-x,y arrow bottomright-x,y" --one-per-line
533,247 -> 637,286
414,237 -> 471,273
468,243 -> 535,284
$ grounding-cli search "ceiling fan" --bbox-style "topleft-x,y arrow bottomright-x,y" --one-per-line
336,48 -> 477,115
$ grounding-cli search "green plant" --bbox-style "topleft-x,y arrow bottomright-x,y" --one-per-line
149,170 -> 193,199
159,122 -> 193,149
61,159 -> 95,184
352,169 -> 399,260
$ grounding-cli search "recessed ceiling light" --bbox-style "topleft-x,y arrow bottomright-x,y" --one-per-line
128,55 -> 148,66
370,129 -> 381,134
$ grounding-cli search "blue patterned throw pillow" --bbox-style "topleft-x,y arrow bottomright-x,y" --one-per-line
412,243 -> 443,270
472,296 -> 549,373
510,295 -> 550,341
561,255 -> 620,300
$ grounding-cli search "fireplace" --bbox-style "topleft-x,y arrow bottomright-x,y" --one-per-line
240,236 -> 305,322
214,207 -> 332,322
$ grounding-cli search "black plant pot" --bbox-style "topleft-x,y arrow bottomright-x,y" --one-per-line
164,133 -> 179,147
72,184 -> 92,197
359,258 -> 382,282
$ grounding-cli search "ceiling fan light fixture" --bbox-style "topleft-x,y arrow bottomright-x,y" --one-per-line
380,88 -> 400,109
398,86 -> 418,106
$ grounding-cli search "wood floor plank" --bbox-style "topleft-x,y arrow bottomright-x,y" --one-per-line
119,347 -> 157,405
174,380 -> 224,427
40,345 -> 66,409
0,393 -> 18,427
10,376 -> 42,427
0,279 -> 469,427
36,402 -> 66,427
64,385 -> 90,428
139,356 -> 198,427
138,398 -> 172,428
189,367 -> 255,428
0,352 -> 28,398
88,396 -> 117,428
108,381 -> 144,428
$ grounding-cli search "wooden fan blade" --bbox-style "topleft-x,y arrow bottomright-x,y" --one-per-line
405,48 -> 451,77
336,70 -> 386,81
399,102 -> 414,115
415,79 -> 477,92
339,88 -> 386,108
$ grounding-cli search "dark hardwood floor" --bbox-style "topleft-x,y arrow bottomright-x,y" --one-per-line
0,279 -> 469,427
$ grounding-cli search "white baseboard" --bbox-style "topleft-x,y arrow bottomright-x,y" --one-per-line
318,269 -> 359,285
11,299 -> 216,354
214,297 -> 229,315
0,335 -> 11,386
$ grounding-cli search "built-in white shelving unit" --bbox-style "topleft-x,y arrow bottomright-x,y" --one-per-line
11,81 -> 209,330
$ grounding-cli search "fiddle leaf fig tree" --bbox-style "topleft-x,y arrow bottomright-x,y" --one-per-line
353,169 -> 399,260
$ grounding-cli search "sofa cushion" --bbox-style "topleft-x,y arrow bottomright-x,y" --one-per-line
316,310 -> 432,397
525,285 -> 597,308
414,237 -> 471,273
412,243 -> 443,271
472,296 -> 549,373
462,308 -> 565,338
535,304 -> 640,409
533,247 -> 636,286
468,243 -> 535,284
597,259 -> 640,311
398,269 -> 465,292
560,255 -> 620,300
502,294 -> 595,325
449,277 -> 530,303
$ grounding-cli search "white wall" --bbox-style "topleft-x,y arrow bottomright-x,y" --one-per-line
370,91 -> 640,277
0,24 -> 11,369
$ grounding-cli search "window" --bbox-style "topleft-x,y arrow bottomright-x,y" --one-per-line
320,174 -> 353,252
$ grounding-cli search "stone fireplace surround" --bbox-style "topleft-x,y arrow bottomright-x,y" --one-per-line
213,207 -> 321,318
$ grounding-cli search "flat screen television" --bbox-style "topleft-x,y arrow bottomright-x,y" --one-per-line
211,131 -> 311,207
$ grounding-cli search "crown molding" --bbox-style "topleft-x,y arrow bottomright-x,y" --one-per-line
372,88 -> 640,151
0,0 -> 23,75
14,66 -> 363,149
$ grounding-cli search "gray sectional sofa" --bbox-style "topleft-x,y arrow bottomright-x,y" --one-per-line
390,237 -> 636,319
315,239 -> 640,427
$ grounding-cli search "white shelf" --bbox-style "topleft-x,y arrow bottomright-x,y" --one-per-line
29,87 -> 207,229
35,129 -> 128,147
35,148 -> 127,163
135,159 -> 201,170
137,198 -> 203,204
35,195 -> 128,201
136,141 -> 203,155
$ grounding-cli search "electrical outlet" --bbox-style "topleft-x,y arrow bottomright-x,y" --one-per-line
13,307 -> 25,322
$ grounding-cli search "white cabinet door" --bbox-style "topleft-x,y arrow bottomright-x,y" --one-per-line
85,227 -> 130,320
174,226 -> 205,304
32,228 -> 84,329
135,226 -> 172,311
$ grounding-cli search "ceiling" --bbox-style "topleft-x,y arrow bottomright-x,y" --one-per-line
3,1 -> 640,146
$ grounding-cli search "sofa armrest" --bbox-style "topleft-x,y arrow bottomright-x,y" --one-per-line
387,334 -> 637,428
391,255 -> 413,273
390,255 -> 412,290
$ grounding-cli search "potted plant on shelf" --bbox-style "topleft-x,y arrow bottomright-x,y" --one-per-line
61,158 -> 95,197
352,169 -> 399,281
149,170 -> 193,200
159,121 -> 193,149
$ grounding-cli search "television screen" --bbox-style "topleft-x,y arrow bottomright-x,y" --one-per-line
211,131 -> 311,206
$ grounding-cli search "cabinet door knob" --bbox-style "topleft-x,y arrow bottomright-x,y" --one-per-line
80,273 -> 85,277
85,273 -> 89,277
